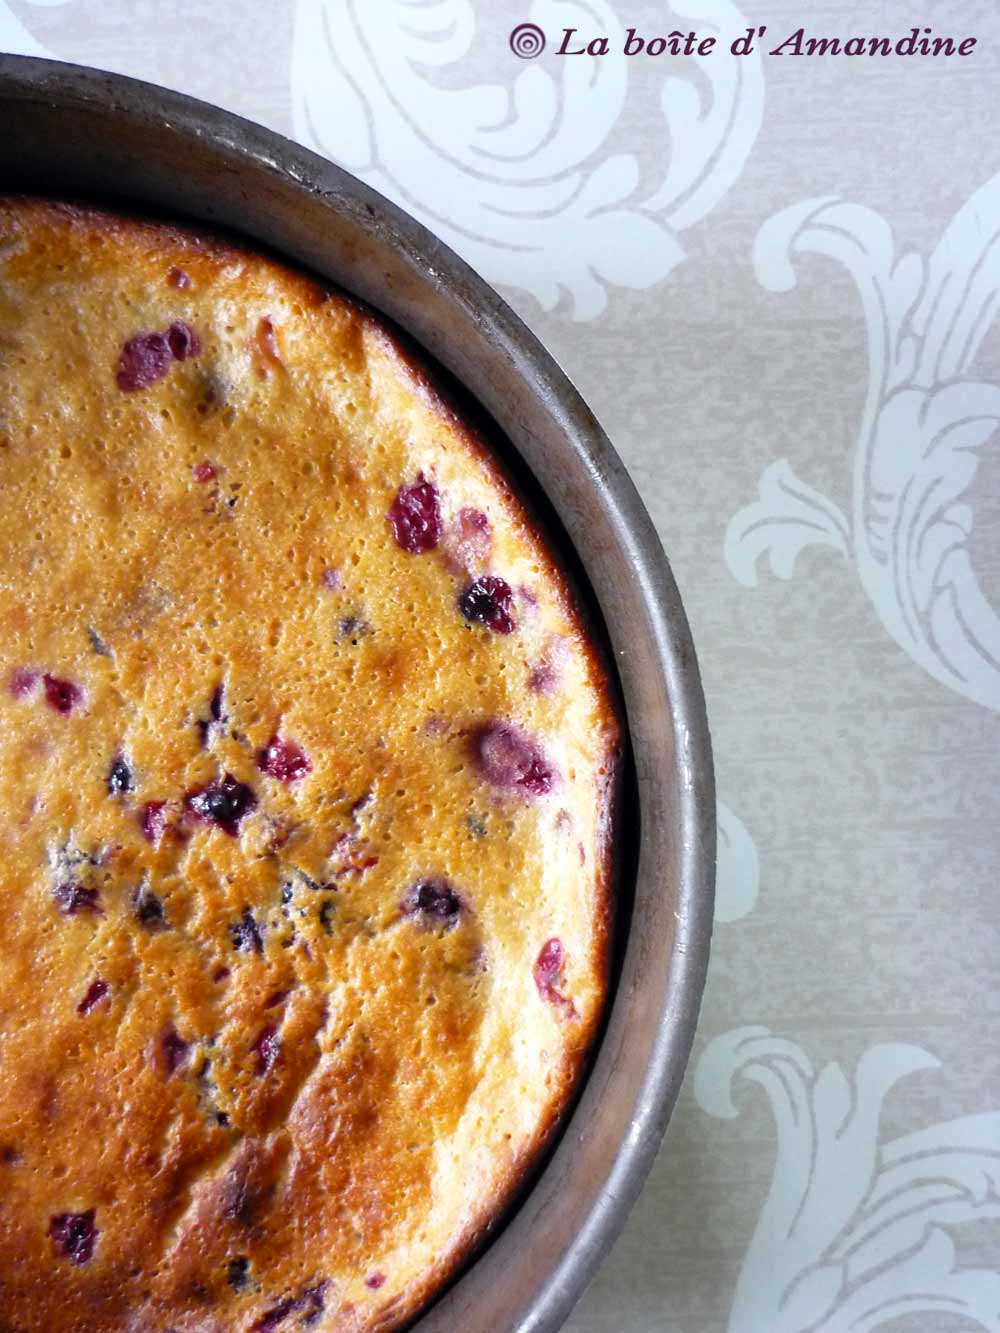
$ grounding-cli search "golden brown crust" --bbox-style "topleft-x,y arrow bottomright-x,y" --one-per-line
0,197 -> 620,1332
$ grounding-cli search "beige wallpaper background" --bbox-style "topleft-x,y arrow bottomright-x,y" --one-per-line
3,1 -> 999,1329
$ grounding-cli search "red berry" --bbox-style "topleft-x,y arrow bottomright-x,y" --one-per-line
387,474 -> 442,554
139,801 -> 168,846
160,1025 -> 191,1076
472,721 -> 555,796
117,330 -> 172,392
444,507 -> 491,572
258,735 -> 312,783
166,320 -> 200,361
533,938 -> 577,1018
193,461 -> 217,483
9,667 -> 38,698
252,1023 -> 280,1075
77,978 -> 109,1015
42,674 -> 82,714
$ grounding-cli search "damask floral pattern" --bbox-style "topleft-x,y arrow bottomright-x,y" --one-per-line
290,0 -> 763,318
696,1029 -> 1000,1332
727,184 -> 1000,714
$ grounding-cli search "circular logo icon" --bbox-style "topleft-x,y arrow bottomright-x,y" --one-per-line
509,23 -> 546,58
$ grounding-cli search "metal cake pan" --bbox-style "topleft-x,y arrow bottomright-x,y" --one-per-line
0,56 -> 716,1333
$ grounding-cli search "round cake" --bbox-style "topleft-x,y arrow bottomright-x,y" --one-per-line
0,198 -> 619,1332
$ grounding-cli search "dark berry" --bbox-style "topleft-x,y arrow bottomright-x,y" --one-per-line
167,267 -> 191,289
252,1301 -> 294,1333
459,575 -> 516,634
252,1283 -> 328,1330
318,899 -> 335,934
213,967 -> 231,984
185,773 -> 257,836
387,474 -> 442,554
321,567 -> 341,590
366,1273 -> 386,1290
472,721 -> 555,796
252,1024 -> 280,1075
533,937 -> 577,1019
258,735 -> 312,783
298,1284 -> 328,1324
49,1210 -> 97,1264
87,627 -> 112,657
196,685 -> 227,746
166,320 -> 200,361
264,989 -> 289,1009
9,667 -> 38,698
53,882 -> 101,916
140,801 -> 168,846
193,461 -> 217,483
42,674 -> 82,714
133,882 -> 166,930
230,908 -> 263,954
337,615 -> 372,642
402,878 -> 463,929
106,755 -> 134,796
117,330 -> 172,392
77,978 -> 109,1016
226,1256 -> 250,1290
160,1025 -> 191,1076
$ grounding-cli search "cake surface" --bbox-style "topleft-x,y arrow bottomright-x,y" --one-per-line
0,199 -> 618,1332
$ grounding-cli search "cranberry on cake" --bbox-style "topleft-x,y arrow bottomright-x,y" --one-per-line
0,199 -> 619,1332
